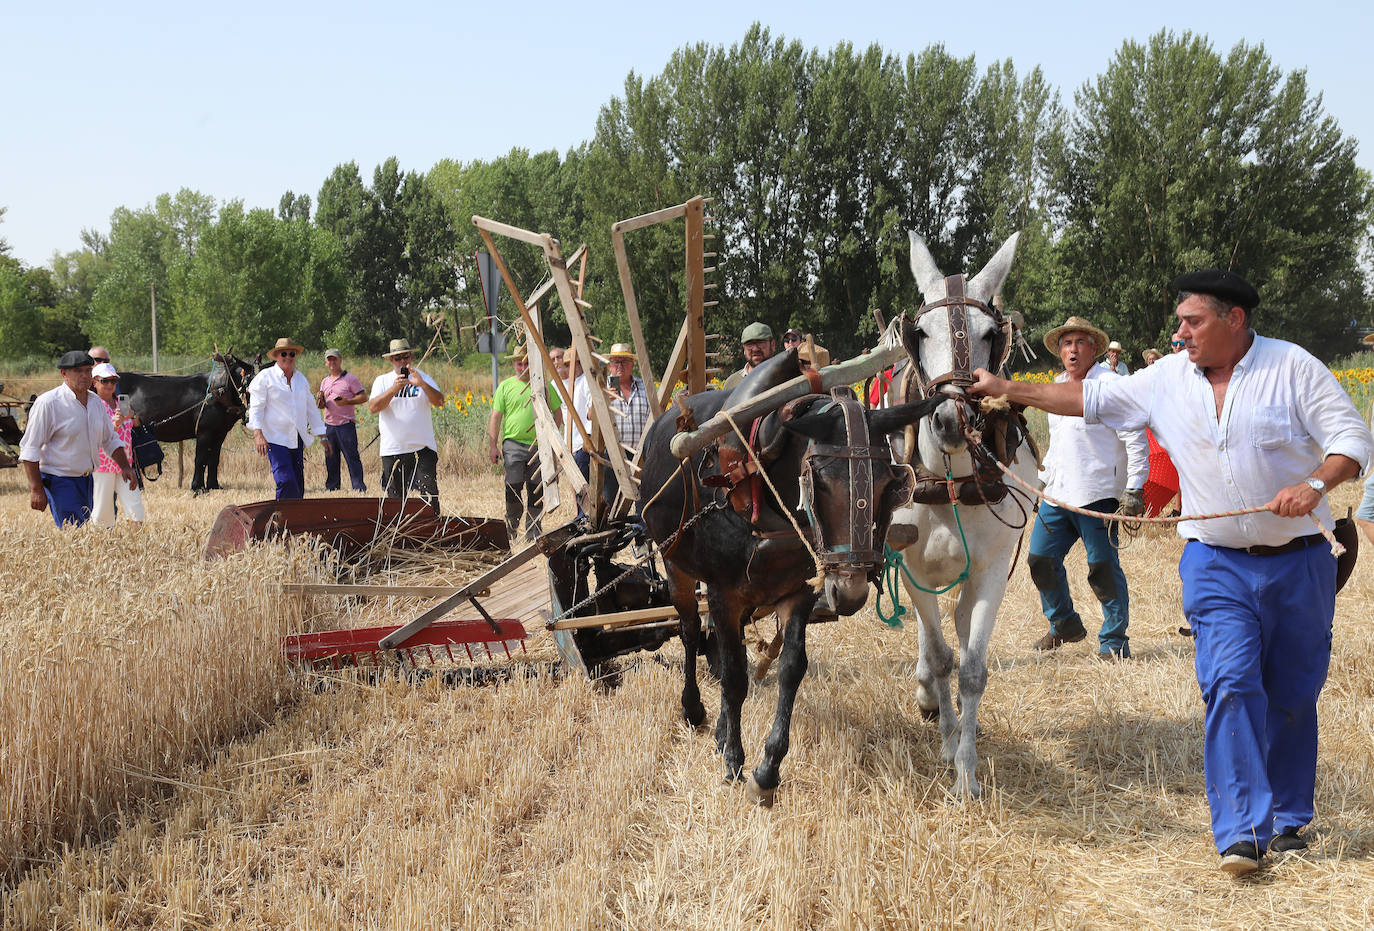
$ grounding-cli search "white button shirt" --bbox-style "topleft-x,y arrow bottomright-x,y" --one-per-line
247,364 -> 326,449
1042,367 -> 1149,507
19,384 -> 123,476
1083,334 -> 1373,548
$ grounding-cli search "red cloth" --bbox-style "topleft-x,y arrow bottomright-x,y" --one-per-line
1142,428 -> 1179,516
869,368 -> 894,406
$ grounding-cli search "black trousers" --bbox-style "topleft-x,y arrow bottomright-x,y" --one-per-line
380,447 -> 439,513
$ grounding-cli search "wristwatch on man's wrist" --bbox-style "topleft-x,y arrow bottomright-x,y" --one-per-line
1305,477 -> 1327,495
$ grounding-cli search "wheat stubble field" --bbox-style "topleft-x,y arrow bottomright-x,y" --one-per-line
3,405 -> 1374,929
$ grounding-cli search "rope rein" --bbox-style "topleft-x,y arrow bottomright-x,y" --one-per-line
982,439 -> 1344,557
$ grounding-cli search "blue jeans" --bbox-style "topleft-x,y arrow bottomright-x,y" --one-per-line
1027,498 -> 1130,653
42,472 -> 94,527
324,421 -> 366,492
266,442 -> 304,499
1181,540 -> 1335,853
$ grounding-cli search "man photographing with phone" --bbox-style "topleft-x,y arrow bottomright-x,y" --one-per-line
369,338 -> 444,513
316,348 -> 368,493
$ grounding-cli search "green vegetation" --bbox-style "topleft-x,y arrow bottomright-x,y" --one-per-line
1,27 -> 1370,367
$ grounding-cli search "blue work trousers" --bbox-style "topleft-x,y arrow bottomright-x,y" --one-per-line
1028,498 -> 1130,653
42,472 -> 94,528
266,441 -> 305,500
1180,540 -> 1335,853
324,421 -> 366,492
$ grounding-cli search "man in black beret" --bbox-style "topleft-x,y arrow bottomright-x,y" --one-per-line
968,268 -> 1373,877
19,350 -> 137,527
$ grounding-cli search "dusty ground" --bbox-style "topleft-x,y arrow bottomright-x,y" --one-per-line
3,408 -> 1374,929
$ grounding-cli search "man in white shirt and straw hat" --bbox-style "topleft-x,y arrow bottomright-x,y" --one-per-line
368,337 -> 445,513
1028,316 -> 1148,659
247,337 -> 330,500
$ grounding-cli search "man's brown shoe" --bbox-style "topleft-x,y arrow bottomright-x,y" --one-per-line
1032,629 -> 1086,652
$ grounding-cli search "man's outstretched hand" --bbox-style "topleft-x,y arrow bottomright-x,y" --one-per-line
969,368 -> 1008,398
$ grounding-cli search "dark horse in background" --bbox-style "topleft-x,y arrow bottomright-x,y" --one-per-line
638,349 -> 942,805
122,352 -> 257,494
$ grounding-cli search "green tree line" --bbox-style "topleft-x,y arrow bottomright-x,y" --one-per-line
2,27 -> 1370,369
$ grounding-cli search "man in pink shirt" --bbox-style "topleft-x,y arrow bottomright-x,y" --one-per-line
316,348 -> 368,492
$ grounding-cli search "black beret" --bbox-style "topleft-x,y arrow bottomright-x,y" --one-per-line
1171,269 -> 1259,312
57,350 -> 95,369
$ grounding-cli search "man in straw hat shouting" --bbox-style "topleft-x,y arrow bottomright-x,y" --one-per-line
1028,317 -> 1148,661
248,337 -> 330,500
368,338 -> 444,513
970,270 -> 1373,876
488,343 -> 562,540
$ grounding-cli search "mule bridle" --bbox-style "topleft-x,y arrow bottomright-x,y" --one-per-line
903,274 -> 1013,398
800,388 -> 913,573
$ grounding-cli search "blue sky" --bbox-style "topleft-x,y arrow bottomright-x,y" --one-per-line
2,0 -> 1370,267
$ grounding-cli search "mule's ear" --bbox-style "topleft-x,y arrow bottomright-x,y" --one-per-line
968,232 -> 1020,303
868,397 -> 943,435
781,408 -> 838,443
908,231 -> 945,299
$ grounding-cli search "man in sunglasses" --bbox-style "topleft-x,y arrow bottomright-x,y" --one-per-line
20,350 -> 136,527
248,337 -> 330,500
369,338 -> 444,513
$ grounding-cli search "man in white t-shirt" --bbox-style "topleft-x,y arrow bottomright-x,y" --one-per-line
367,338 -> 444,513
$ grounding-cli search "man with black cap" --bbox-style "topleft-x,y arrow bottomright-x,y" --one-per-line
721,321 -> 774,391
19,350 -> 136,527
969,269 -> 1372,877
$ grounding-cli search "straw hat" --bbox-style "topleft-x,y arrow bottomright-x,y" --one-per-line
798,342 -> 831,367
267,337 -> 304,359
1042,316 -> 1109,356
506,344 -> 528,362
383,338 -> 415,359
1362,333 -> 1374,346
1106,340 -> 1124,353
607,343 -> 636,361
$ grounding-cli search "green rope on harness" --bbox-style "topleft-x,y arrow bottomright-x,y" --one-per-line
875,473 -> 973,628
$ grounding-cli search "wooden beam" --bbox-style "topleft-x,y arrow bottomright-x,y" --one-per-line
473,214 -> 548,248
683,196 -> 707,395
669,344 -> 907,459
612,217 -> 665,422
282,583 -> 468,598
612,202 -> 688,234
476,227 -> 591,456
547,236 -> 637,499
549,600 -> 708,631
377,539 -> 548,649
656,317 -> 692,413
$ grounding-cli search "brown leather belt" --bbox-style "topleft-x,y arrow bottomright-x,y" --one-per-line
1237,533 -> 1324,557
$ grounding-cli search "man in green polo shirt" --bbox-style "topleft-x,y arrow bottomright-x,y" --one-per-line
488,344 -> 562,541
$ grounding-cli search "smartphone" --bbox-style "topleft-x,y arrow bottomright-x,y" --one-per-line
398,366 -> 410,379
608,374 -> 621,391
117,394 -> 131,416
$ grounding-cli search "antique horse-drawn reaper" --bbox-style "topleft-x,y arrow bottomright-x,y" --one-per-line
882,231 -> 1040,797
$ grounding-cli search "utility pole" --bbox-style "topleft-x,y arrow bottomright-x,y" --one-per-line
150,283 -> 159,373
